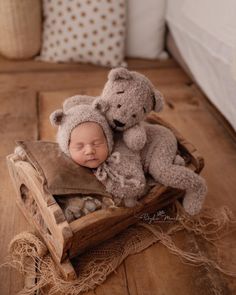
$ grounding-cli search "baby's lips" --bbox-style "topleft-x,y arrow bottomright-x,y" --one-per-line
86,157 -> 97,161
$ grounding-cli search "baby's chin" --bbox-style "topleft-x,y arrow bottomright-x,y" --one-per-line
71,156 -> 106,169
82,159 -> 103,169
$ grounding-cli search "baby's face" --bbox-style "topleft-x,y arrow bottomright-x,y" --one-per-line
69,122 -> 109,168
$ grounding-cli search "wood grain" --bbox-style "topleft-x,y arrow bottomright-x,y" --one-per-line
0,89 -> 37,294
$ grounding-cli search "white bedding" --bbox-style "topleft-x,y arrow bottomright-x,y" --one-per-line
166,0 -> 236,131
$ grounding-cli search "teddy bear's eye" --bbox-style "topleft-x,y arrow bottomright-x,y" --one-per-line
132,114 -> 136,118
117,91 -> 124,94
117,104 -> 121,108
143,107 -> 146,113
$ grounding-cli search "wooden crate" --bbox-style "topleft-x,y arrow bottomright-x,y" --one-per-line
6,114 -> 204,280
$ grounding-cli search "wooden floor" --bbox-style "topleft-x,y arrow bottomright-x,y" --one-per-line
0,56 -> 236,295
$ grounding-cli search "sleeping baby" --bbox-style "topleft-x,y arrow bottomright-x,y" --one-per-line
50,96 -> 146,221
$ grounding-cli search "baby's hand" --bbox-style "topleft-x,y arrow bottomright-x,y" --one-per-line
123,197 -> 139,208
101,197 -> 117,208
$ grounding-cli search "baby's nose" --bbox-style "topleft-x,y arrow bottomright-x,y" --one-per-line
84,144 -> 95,155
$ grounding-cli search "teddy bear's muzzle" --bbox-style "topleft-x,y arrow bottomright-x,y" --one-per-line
113,119 -> 125,128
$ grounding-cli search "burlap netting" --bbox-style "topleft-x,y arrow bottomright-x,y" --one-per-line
6,203 -> 236,295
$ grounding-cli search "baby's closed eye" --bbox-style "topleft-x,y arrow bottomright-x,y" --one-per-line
76,144 -> 84,150
93,140 -> 105,147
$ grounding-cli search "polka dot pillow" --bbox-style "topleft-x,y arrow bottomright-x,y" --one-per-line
38,0 -> 126,67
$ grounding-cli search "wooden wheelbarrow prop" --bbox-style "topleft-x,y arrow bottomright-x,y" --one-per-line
6,114 -> 204,280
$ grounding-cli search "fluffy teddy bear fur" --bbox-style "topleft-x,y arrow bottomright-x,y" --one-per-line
93,68 -> 207,215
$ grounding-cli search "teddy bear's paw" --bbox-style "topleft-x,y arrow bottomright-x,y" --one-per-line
123,197 -> 139,208
174,155 -> 185,166
183,193 -> 204,216
123,125 -> 147,151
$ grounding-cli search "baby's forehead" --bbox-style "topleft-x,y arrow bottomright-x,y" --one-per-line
76,121 -> 100,130
71,121 -> 106,141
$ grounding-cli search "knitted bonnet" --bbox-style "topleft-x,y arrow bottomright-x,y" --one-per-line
50,103 -> 114,157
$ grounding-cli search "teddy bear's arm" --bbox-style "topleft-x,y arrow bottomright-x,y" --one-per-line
123,124 -> 147,151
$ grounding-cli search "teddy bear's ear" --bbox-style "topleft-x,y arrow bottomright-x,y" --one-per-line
92,98 -> 110,113
108,67 -> 133,81
152,89 -> 165,112
63,95 -> 95,112
50,109 -> 64,127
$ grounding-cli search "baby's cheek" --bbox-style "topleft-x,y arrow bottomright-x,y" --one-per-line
70,151 -> 84,165
99,145 -> 109,162
104,146 -> 109,159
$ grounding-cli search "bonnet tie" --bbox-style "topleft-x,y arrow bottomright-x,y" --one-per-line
95,152 -> 141,188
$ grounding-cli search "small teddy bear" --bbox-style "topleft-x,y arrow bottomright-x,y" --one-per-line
50,95 -> 147,209
93,68 -> 207,216
57,195 -> 115,222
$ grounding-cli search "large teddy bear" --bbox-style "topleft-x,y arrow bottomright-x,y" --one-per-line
92,67 -> 207,215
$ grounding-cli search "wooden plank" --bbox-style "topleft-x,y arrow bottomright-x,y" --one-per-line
0,89 -> 38,142
0,90 -> 38,295
94,264 -> 129,295
191,84 -> 236,151
38,88 -> 102,141
159,85 -> 236,210
125,231 -> 230,295
0,67 -> 191,95
0,55 -> 178,74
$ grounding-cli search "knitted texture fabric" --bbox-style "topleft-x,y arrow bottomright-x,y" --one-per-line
93,67 -> 208,215
140,122 -> 207,215
50,95 -> 147,207
93,67 -> 164,132
50,104 -> 114,157
94,132 -> 146,206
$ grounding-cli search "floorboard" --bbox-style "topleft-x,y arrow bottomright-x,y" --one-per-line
0,90 -> 37,294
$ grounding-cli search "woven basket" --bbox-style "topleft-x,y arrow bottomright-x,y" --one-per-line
0,0 -> 42,59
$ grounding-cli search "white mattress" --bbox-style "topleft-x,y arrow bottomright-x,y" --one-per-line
166,0 -> 236,131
